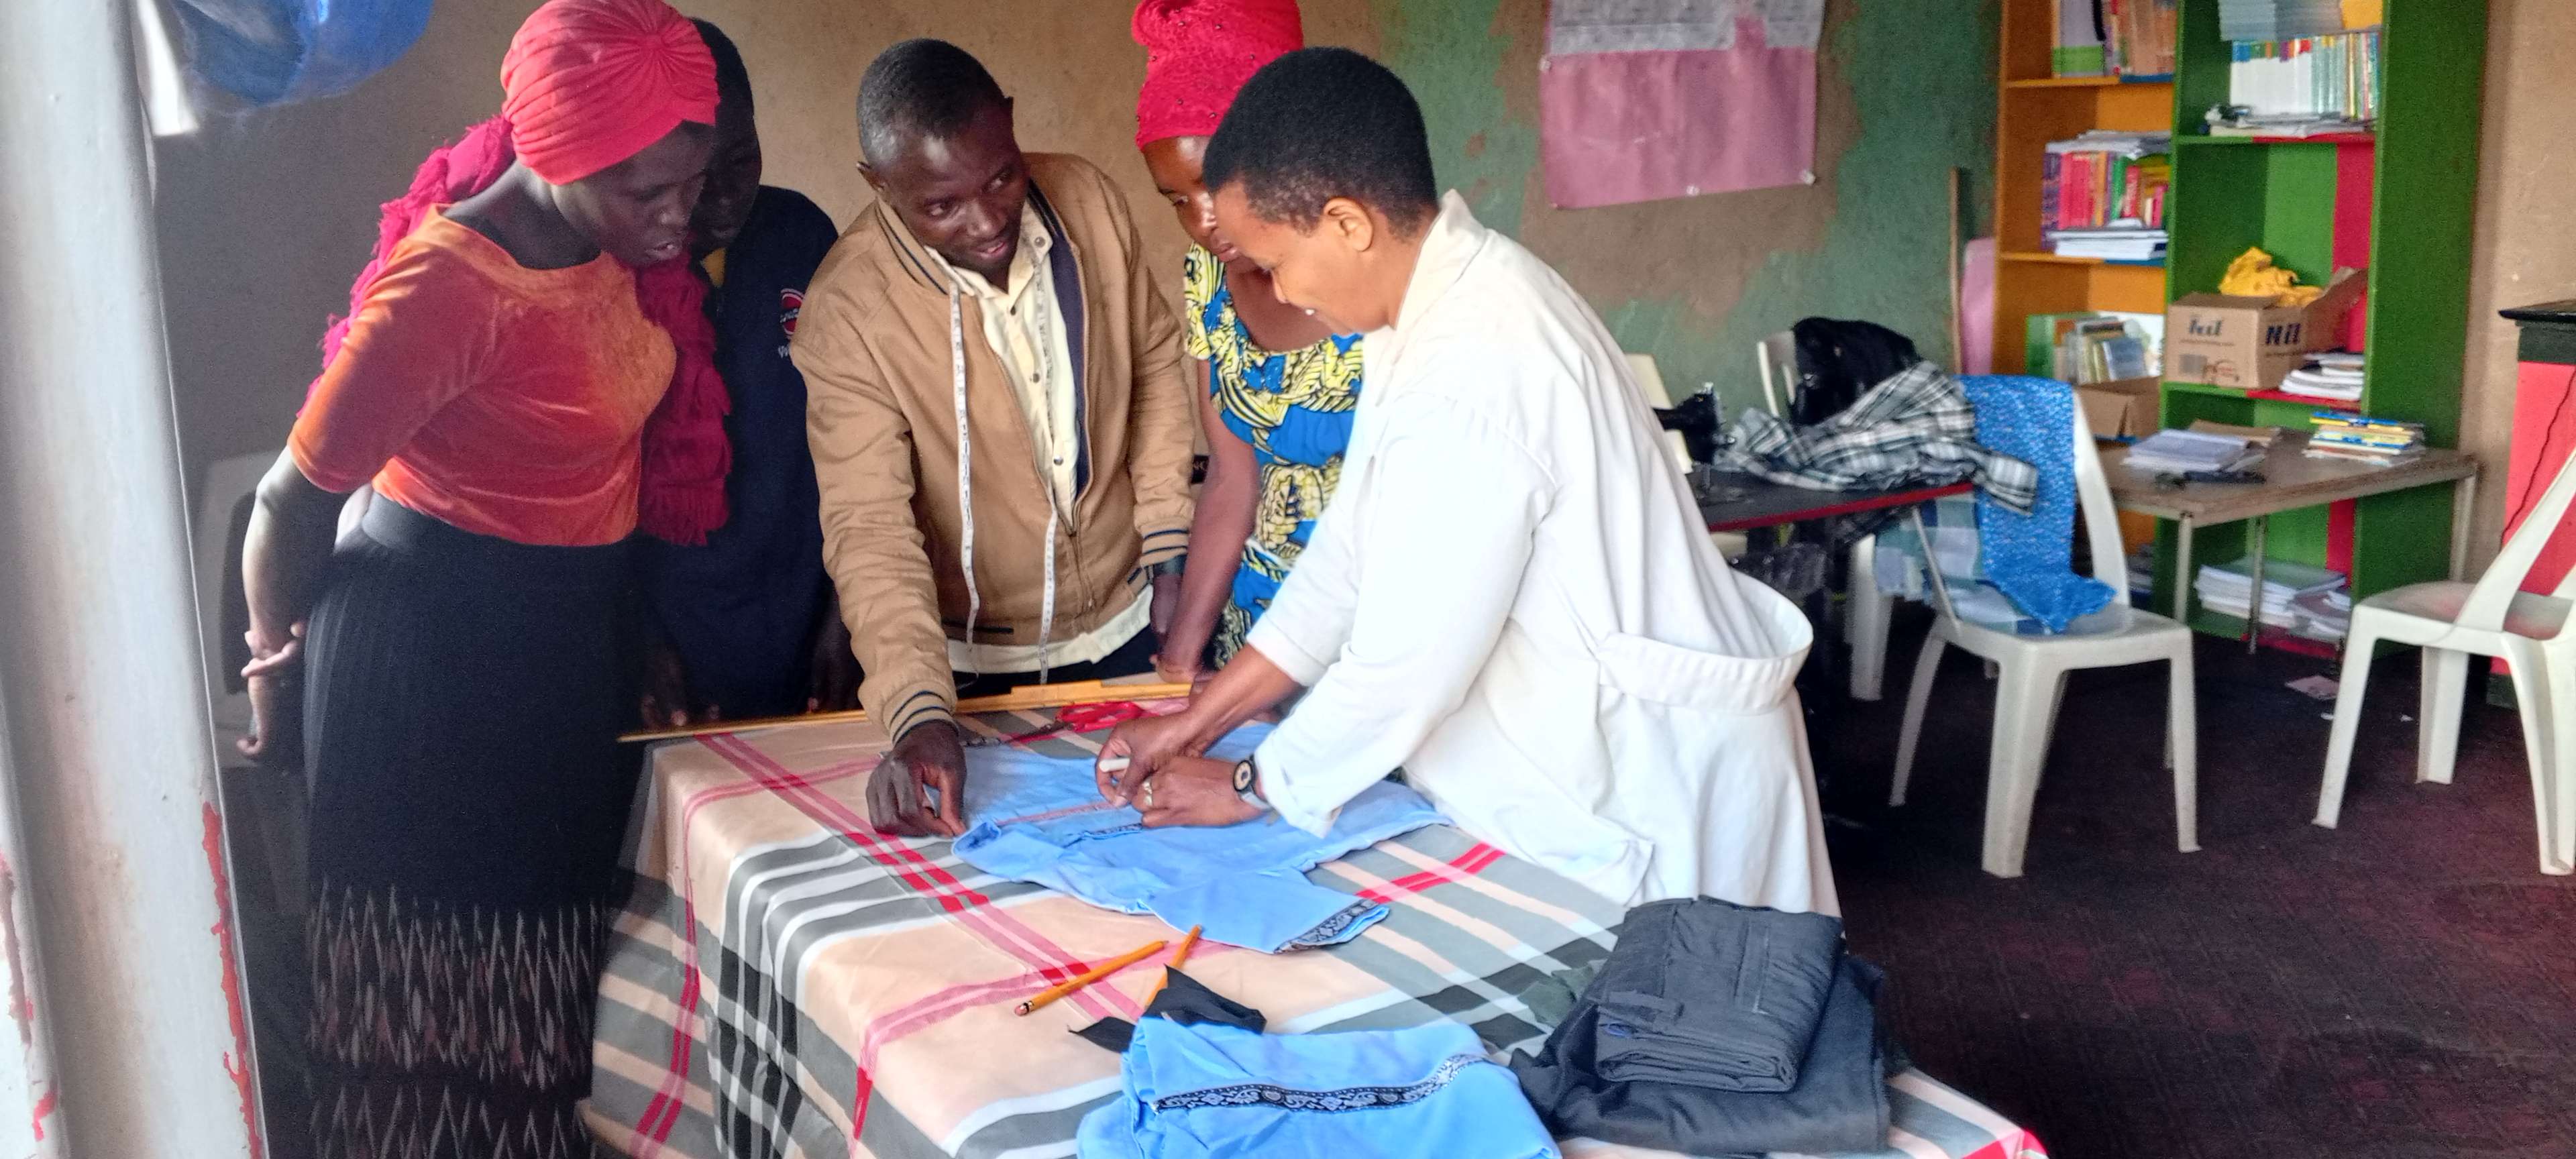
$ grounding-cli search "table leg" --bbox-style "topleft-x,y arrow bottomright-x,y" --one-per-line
2246,515 -> 2268,654
2172,515 -> 2195,628
2451,472 -> 2478,582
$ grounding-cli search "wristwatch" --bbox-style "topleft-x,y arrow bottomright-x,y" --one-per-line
1232,757 -> 1273,812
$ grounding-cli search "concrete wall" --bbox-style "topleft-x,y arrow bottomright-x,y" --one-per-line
152,0 -> 1993,484
2460,0 -> 2576,569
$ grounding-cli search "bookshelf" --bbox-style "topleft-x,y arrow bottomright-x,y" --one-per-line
2149,0 -> 2487,645
1991,0 -> 2489,651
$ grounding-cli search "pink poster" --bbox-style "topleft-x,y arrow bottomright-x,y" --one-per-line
1540,0 -> 1822,210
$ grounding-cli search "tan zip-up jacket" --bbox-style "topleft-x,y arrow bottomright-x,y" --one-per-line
794,153 -> 1195,742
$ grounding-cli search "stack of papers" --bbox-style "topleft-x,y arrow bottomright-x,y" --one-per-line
2125,429 -> 2264,474
2280,351 -> 2365,402
2290,585 -> 2354,641
2195,557 -> 2347,629
2219,0 -> 2347,40
2046,229 -> 2169,262
2307,410 -> 2425,465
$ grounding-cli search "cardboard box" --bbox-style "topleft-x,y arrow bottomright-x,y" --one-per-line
2163,268 -> 2366,391
2077,376 -> 2162,440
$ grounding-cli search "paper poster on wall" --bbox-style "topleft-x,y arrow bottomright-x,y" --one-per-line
1540,0 -> 1823,209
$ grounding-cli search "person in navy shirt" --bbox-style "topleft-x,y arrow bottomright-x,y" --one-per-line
640,19 -> 853,724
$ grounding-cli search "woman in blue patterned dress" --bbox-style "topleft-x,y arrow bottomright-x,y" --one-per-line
1132,0 -> 1360,679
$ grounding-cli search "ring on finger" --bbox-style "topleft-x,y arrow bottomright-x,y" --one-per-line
1140,780 -> 1157,808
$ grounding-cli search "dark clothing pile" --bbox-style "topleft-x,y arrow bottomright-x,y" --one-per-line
1511,899 -> 1890,1158
1790,317 -> 1922,427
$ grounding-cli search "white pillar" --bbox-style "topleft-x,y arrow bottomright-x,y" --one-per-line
0,1 -> 268,1156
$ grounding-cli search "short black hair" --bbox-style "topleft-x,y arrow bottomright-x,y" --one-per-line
857,38 -> 1008,167
1203,48 -> 1438,235
692,19 -> 753,113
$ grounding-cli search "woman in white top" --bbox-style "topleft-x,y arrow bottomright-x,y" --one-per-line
1095,48 -> 1837,916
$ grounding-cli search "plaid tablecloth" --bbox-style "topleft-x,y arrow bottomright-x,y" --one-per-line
585,704 -> 2049,1159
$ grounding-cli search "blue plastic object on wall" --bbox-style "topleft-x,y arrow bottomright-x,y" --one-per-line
171,0 -> 433,106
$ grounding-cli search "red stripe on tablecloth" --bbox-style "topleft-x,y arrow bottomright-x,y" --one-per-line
1356,842 -> 1503,904
1959,1132 -> 2053,1159
633,758 -> 869,1155
699,734 -> 1129,1020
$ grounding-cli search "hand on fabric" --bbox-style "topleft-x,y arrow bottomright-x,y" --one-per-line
1095,710 -> 1213,803
806,612 -> 859,714
1133,756 -> 1265,828
637,637 -> 714,728
873,720 -> 968,838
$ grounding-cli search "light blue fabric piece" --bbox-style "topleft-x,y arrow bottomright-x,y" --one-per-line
954,724 -> 1442,952
1873,496 -> 2049,632
1077,1017 -> 1560,1159
1955,376 -> 2116,632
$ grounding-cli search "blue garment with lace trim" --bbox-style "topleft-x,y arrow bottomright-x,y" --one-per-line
1958,376 -> 2116,632
953,724 -> 1442,952
1077,1017 -> 1560,1158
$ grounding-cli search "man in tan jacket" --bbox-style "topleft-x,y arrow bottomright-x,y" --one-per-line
793,39 -> 1197,836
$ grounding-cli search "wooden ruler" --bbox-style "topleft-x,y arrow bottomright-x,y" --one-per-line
617,677 -> 1194,742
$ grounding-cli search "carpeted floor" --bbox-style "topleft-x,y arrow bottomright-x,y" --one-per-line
1819,612 -> 2576,1159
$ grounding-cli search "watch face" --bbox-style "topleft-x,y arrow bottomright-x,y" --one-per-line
1232,759 -> 1256,794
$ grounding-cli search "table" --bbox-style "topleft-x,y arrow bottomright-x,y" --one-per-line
584,703 -> 2051,1159
1697,470 -> 1975,701
2104,434 -> 2479,651
1699,471 -> 1975,534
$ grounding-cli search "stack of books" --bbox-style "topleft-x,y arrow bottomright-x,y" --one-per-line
2026,311 -> 2163,383
2306,412 -> 2425,464
2290,585 -> 2354,641
2208,30 -> 2382,133
2057,0 -> 2182,78
2280,351 -> 2365,402
2043,132 -> 2170,258
2124,429 -> 2265,474
2194,557 -> 2347,632
2218,0 -> 2349,40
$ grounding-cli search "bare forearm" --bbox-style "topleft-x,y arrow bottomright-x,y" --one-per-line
1167,468 -> 1255,659
1177,645 -> 1302,747
242,451 -> 345,655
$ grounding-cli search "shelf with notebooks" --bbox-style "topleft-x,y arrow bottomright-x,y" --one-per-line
2172,132 -> 2376,146
1992,0 -> 2178,377
2143,0 -> 2487,646
1993,0 -> 2485,651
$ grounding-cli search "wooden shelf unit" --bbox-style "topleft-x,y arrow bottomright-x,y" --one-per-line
2149,0 -> 2487,630
1991,0 -> 2490,649
1992,0 -> 2175,376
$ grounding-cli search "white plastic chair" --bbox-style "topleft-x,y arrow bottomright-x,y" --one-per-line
1890,388 -> 2199,878
2315,446 -> 2576,874
1754,331 -> 1796,421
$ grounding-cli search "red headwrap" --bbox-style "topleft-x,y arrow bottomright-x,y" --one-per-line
501,0 -> 718,184
314,0 -> 731,545
1132,0 -> 1305,148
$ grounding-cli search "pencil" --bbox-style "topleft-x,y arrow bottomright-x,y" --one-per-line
1014,939 -> 1167,1017
1144,926 -> 1203,1005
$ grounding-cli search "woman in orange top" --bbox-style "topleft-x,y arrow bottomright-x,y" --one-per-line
237,2 -> 717,1154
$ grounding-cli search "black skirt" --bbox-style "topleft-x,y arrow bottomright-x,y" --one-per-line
299,498 -> 638,1159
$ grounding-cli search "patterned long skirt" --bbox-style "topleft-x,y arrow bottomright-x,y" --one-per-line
299,499 -> 638,1159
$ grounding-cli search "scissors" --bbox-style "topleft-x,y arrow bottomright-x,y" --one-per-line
964,700 -> 1150,748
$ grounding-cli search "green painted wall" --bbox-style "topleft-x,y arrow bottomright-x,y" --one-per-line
1366,0 -> 2000,416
